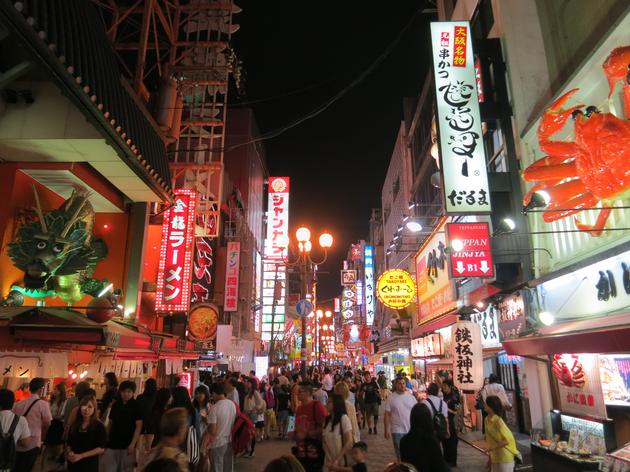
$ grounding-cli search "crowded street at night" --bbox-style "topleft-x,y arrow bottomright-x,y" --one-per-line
0,0 -> 628,471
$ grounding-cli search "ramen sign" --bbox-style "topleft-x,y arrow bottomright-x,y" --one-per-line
376,269 -> 416,309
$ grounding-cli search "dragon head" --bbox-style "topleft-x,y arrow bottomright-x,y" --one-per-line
8,186 -> 105,291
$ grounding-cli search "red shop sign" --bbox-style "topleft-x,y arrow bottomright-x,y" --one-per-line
446,223 -> 494,277
155,189 -> 198,312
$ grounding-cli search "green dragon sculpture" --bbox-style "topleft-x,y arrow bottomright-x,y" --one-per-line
7,186 -> 109,305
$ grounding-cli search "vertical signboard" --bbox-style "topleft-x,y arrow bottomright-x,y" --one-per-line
191,237 -> 215,304
341,285 -> 356,324
262,177 -> 290,341
254,251 -> 263,333
223,241 -> 241,312
452,320 -> 483,390
430,22 -> 491,214
364,246 -> 375,326
156,189 -> 197,312
470,304 -> 501,349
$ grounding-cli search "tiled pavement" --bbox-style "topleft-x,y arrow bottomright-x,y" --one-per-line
235,423 -> 490,472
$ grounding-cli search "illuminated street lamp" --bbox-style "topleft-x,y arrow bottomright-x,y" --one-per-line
277,226 -> 333,376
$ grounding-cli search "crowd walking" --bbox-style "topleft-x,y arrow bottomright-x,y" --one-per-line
0,368 -> 515,472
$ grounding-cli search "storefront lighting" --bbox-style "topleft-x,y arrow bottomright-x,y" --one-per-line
389,242 -> 395,249
397,225 -> 403,233
386,249 -> 392,255
405,220 -> 423,232
503,218 -> 516,231
408,201 -> 416,210
493,218 -> 516,236
402,215 -> 410,223
539,311 -> 555,326
523,190 -> 550,213
451,239 -> 465,252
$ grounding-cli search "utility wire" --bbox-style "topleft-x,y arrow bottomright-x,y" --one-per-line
168,3 -> 428,155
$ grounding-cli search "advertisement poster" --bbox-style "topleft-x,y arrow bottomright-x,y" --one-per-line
446,222 -> 494,277
376,269 -> 416,309
497,292 -> 525,341
554,353 -> 607,420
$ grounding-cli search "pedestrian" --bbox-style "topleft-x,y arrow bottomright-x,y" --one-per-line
64,381 -> 89,428
171,386 -> 200,469
484,395 -> 519,472
322,394 -> 353,470
100,372 -> 119,417
328,440 -> 367,472
481,374 -> 512,420
144,407 -> 189,472
45,382 -> 67,462
262,381 -> 277,440
244,377 -> 265,455
334,381 -> 360,443
440,379 -> 461,467
291,382 -> 328,472
322,368 -> 334,396
66,394 -> 107,471
290,374 -> 302,414
276,384 -> 291,439
312,382 -> 328,406
207,382 -> 237,472
224,378 -> 239,406
0,388 -> 30,471
361,375 -> 381,435
383,377 -> 417,462
136,378 -> 158,467
102,380 -> 143,472
146,388 -> 172,448
13,377 -> 52,471
422,383 -> 450,423
264,454 -> 306,472
399,404 -> 449,472
144,457 -> 182,472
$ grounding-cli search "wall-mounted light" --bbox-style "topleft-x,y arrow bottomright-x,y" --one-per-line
523,190 -> 550,213
493,218 -> 516,236
408,201 -> 416,210
538,311 -> 554,326
450,239 -> 465,252
405,219 -> 423,232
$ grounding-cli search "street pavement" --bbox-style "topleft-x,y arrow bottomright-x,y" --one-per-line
235,424 -> 489,472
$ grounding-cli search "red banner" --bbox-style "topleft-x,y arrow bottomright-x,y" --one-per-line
446,223 -> 494,277
155,189 -> 197,312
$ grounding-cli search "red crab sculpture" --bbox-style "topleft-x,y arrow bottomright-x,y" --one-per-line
522,46 -> 630,236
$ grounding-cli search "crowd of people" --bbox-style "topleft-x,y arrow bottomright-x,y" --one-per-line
0,367 -> 518,472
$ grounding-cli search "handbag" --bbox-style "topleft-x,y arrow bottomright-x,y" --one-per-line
187,423 -> 200,465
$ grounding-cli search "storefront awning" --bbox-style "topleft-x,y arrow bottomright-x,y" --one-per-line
378,336 -> 410,354
503,313 -> 630,356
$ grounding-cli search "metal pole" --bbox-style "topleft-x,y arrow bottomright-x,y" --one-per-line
300,258 -> 308,379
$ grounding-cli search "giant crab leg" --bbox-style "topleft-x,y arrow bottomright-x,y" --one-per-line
522,158 -> 577,182
538,89 -> 584,153
543,193 -> 598,222
575,207 -> 613,237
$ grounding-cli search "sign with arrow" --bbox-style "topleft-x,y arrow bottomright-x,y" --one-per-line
446,223 -> 494,278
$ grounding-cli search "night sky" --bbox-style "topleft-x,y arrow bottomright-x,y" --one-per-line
232,2 -> 435,300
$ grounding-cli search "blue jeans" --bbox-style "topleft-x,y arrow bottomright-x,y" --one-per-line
392,433 -> 405,461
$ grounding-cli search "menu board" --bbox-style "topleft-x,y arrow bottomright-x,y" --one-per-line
600,355 -> 630,405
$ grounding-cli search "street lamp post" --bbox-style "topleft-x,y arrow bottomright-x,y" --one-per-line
278,227 -> 333,378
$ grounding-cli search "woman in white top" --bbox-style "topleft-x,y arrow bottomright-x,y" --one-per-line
243,377 -> 266,457
323,394 -> 353,470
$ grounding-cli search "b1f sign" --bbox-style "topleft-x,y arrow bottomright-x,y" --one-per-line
446,223 -> 494,277
431,22 -> 491,214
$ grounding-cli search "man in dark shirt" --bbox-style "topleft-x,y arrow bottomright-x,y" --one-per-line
362,375 -> 381,435
102,380 -> 143,472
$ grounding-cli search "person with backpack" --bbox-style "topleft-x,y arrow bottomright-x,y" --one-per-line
207,382 -> 236,472
400,404 -> 450,472
0,388 -> 30,472
422,383 -> 450,444
440,379 -> 461,467
383,377 -> 417,462
144,408 -> 189,472
291,382 -> 328,472
13,377 -> 52,472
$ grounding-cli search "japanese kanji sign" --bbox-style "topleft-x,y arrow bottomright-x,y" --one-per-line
156,189 -> 197,312
364,246 -> 375,326
341,284 -> 357,323
471,303 -> 501,349
264,177 -> 290,261
262,177 -> 290,341
376,269 -> 416,310
223,241 -> 241,312
554,354 -> 607,420
430,22 -> 491,214
451,320 -> 483,390
415,219 -> 457,325
446,223 -> 494,277
341,270 -> 357,286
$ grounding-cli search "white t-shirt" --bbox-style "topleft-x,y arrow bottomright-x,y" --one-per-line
322,414 -> 352,461
313,389 -> 328,405
0,410 -> 30,444
481,383 -> 512,408
423,395 -> 449,419
322,374 -> 334,391
208,399 -> 236,449
384,391 -> 417,434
